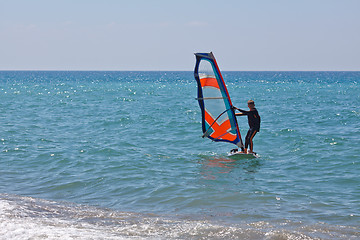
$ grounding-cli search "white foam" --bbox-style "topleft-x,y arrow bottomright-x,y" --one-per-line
1,196 -> 359,240
0,199 -> 128,240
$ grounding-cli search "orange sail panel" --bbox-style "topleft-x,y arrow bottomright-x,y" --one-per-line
194,52 -> 243,147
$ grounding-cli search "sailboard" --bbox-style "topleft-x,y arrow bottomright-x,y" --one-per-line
194,52 -> 244,150
228,149 -> 259,158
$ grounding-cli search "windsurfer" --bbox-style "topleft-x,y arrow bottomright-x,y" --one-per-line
234,100 -> 261,154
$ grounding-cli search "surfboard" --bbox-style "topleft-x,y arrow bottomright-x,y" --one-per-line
228,152 -> 259,158
228,151 -> 259,158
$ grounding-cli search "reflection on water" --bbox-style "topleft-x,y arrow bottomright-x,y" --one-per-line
197,154 -> 261,180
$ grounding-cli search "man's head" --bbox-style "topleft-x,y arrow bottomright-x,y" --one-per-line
247,100 -> 255,109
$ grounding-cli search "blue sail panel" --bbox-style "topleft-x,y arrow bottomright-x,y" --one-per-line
194,52 -> 243,147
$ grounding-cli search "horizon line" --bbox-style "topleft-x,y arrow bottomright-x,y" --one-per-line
1,69 -> 359,72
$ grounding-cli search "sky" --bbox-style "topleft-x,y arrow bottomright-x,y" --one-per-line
1,0 -> 359,71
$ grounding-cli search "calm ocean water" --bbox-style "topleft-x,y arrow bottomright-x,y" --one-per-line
0,71 -> 359,239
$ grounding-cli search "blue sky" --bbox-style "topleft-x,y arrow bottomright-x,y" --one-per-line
1,0 -> 359,71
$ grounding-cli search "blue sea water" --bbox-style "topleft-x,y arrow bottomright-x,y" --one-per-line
0,71 -> 359,239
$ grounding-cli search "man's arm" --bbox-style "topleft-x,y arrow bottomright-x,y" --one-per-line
233,107 -> 248,116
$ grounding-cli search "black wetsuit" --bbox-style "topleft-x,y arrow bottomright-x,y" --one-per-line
239,108 -> 261,151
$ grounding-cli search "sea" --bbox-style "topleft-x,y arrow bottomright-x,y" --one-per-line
0,71 -> 359,239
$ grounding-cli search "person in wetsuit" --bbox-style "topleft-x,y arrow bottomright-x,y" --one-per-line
234,100 -> 261,154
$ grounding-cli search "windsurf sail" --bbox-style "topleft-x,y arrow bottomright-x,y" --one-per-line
194,52 -> 243,148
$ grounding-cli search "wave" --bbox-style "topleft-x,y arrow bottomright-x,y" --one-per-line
1,193 -> 358,240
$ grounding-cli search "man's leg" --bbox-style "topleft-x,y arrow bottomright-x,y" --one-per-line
248,130 -> 257,153
243,129 -> 251,153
